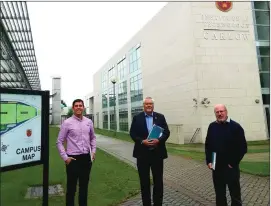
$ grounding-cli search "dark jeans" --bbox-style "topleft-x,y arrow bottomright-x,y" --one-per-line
137,153 -> 164,206
212,166 -> 242,206
66,154 -> 92,206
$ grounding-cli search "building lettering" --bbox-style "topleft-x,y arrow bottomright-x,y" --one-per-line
203,22 -> 249,30
204,32 -> 249,41
201,15 -> 248,22
200,14 -> 250,40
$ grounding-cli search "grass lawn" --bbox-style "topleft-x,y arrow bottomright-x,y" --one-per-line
1,127 -> 140,206
95,128 -> 270,176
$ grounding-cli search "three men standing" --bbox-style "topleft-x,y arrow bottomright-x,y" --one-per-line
57,99 -> 96,206
205,104 -> 247,206
129,97 -> 170,206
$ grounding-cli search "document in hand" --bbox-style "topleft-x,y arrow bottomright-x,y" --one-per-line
147,124 -> 164,140
212,152 -> 216,170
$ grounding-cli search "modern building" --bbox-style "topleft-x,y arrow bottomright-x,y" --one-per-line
1,2 -> 41,90
90,2 -> 270,143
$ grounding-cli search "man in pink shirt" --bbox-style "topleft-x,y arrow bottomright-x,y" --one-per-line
56,99 -> 96,206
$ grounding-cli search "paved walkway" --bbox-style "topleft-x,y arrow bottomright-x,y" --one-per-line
96,135 -> 270,206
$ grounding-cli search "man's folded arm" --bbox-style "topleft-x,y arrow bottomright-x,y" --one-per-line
158,115 -> 170,143
129,115 -> 142,144
56,122 -> 69,161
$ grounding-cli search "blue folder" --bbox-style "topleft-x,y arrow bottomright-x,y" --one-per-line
212,152 -> 216,170
147,124 -> 164,140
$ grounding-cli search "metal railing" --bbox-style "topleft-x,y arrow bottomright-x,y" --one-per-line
190,128 -> 200,143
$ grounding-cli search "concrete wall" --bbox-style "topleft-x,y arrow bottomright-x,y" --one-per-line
93,71 -> 102,128
51,77 -> 61,125
92,2 -> 268,143
190,2 -> 268,142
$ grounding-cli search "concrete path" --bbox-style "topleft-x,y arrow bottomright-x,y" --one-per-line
96,135 -> 270,206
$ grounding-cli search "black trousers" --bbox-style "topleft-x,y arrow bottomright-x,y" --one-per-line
137,153 -> 164,206
212,166 -> 242,206
66,154 -> 92,206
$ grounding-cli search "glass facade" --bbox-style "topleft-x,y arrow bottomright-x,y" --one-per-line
108,86 -> 115,107
130,73 -> 143,103
131,106 -> 143,119
1,2 -> 41,90
102,91 -> 108,108
102,70 -> 108,90
100,43 -> 143,132
118,58 -> 127,81
254,2 -> 270,41
109,110 -> 116,130
119,108 -> 128,131
252,1 -> 270,137
118,81 -> 128,105
102,111 -> 108,129
129,44 -> 141,73
108,65 -> 116,81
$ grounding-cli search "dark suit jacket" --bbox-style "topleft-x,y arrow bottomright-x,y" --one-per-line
129,111 -> 170,159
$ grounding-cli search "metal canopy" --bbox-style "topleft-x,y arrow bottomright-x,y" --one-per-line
1,1 -> 41,90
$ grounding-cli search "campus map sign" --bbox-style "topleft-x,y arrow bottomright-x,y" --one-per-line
0,88 -> 50,206
0,88 -> 49,173
0,93 -> 42,167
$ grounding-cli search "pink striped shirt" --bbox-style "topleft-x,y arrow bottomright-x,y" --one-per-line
56,115 -> 96,161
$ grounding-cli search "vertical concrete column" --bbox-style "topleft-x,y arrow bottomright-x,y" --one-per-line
52,76 -> 61,125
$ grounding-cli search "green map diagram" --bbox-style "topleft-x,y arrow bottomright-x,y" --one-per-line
0,101 -> 41,135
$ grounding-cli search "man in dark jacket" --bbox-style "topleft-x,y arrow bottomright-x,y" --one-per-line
205,104 -> 247,206
130,97 -> 170,206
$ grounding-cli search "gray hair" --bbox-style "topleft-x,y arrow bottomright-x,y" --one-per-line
143,97 -> 154,104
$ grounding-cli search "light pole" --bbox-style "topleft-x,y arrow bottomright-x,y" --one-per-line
111,76 -> 117,136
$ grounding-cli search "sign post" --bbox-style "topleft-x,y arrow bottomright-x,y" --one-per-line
0,88 -> 50,206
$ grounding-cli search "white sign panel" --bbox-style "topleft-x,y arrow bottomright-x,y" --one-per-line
0,93 -> 42,167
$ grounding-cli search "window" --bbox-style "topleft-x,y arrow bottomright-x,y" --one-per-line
260,73 -> 270,88
109,110 -> 116,130
102,91 -> 108,108
130,73 -> 143,103
102,71 -> 108,90
253,2 -> 270,41
131,106 -> 143,119
129,45 -> 141,73
256,25 -> 270,41
262,94 -> 270,104
258,46 -> 270,71
118,81 -> 127,105
108,66 -> 116,82
102,111 -> 108,129
108,87 -> 115,107
255,11 -> 270,25
119,109 -> 128,131
254,1 -> 270,10
118,58 -> 127,80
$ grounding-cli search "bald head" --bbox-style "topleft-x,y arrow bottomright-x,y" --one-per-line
214,104 -> 228,122
214,104 -> 227,112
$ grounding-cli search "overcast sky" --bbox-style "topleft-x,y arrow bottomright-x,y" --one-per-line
27,2 -> 167,106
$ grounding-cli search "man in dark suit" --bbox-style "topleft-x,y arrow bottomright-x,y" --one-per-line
129,97 -> 170,206
205,104 -> 247,206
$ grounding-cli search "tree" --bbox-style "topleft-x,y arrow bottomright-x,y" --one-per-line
61,100 -> 67,107
67,107 -> 73,117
